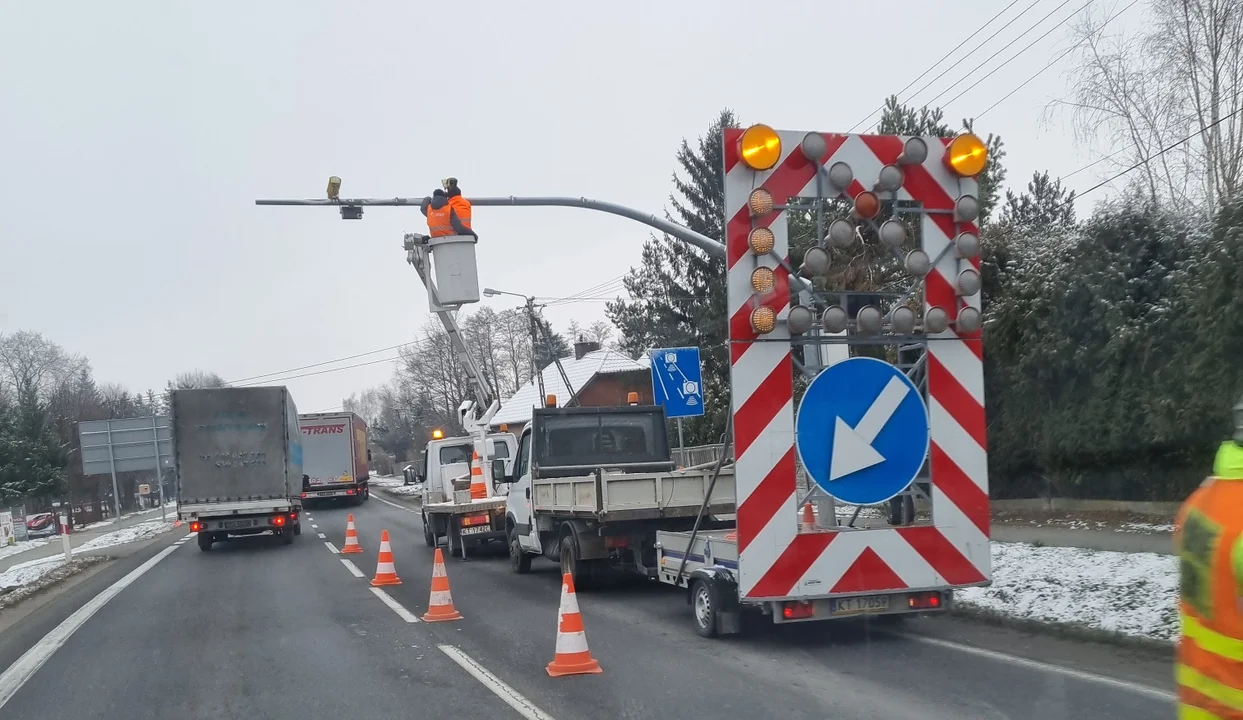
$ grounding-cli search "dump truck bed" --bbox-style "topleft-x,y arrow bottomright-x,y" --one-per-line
533,467 -> 735,521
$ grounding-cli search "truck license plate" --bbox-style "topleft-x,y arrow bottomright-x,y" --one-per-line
460,525 -> 492,536
830,595 -> 890,616
222,519 -> 254,530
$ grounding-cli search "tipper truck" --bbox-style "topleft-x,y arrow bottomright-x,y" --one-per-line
172,386 -> 304,551
299,411 -> 371,506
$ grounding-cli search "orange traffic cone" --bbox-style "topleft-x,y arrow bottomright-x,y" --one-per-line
801,503 -> 816,532
469,450 -> 488,499
341,514 -> 363,554
546,572 -> 602,677
370,530 -> 402,586
422,548 -> 463,622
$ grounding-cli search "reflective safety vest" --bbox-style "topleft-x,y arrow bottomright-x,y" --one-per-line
1176,441 -> 1243,719
426,203 -> 454,237
447,196 -> 472,230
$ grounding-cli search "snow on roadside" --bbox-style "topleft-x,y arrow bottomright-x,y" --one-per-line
78,503 -> 178,531
371,474 -> 404,488
1120,521 -> 1175,534
958,542 -> 1179,642
74,520 -> 176,553
384,483 -> 423,497
0,537 -> 51,561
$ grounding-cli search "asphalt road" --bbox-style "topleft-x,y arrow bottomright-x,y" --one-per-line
0,494 -> 1177,720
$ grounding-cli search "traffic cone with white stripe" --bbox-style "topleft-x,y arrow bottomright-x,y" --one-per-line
422,548 -> 463,622
370,530 -> 402,586
469,450 -> 488,499
341,513 -> 363,554
546,572 -> 602,677
801,503 -> 816,532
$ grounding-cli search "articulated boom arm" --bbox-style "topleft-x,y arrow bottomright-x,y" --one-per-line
403,233 -> 498,428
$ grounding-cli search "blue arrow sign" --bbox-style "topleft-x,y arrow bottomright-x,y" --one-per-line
649,347 -> 704,419
796,356 -> 929,506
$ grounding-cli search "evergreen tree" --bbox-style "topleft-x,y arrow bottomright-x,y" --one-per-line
0,387 -> 65,502
607,109 -> 734,445
1001,171 -> 1077,231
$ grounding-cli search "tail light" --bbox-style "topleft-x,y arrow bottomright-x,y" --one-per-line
346,489 -> 357,495
272,515 -> 287,526
783,601 -> 815,620
460,513 -> 490,527
189,521 -> 203,533
908,592 -> 943,610
301,493 -> 308,498
290,513 -> 298,521
604,536 -> 630,549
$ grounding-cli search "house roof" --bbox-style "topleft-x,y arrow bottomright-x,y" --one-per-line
491,349 -> 649,426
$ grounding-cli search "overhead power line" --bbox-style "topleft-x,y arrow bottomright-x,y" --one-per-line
226,339 -> 418,385
848,0 -> 1027,132
975,0 -> 1137,120
233,354 -> 405,387
1057,101 -> 1243,206
933,0 -> 1094,111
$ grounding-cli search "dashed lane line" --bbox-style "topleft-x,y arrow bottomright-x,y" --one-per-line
438,645 -> 556,720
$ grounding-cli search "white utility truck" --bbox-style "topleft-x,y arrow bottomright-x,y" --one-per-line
413,429 -> 517,555
172,387 -> 304,551
400,231 -> 519,558
496,400 -> 735,588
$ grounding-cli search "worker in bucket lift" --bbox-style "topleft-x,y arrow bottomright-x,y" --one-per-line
419,177 -> 476,239
1173,394 -> 1243,718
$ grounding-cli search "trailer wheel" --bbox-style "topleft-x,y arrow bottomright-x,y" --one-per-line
197,532 -> 213,552
691,580 -> 721,638
509,531 -> 532,574
293,522 -> 302,536
281,528 -> 295,545
422,512 -> 435,547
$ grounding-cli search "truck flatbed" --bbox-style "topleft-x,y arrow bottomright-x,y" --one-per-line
423,496 -> 508,514
533,467 -> 735,521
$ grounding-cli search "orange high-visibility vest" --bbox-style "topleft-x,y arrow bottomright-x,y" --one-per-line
447,196 -> 472,230
426,203 -> 454,237
1175,441 -> 1243,719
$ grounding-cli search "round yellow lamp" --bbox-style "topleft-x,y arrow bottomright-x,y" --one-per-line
750,306 -> 777,334
751,266 -> 775,293
946,133 -> 988,177
739,124 -> 782,171
748,188 -> 774,217
748,227 -> 775,255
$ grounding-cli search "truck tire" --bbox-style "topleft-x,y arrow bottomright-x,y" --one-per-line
560,535 -> 592,590
197,532 -> 213,552
509,531 -> 532,574
691,579 -> 721,638
422,512 -> 435,547
293,522 -> 302,536
281,528 -> 294,545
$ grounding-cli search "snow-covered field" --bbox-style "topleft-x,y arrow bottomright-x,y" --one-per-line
0,537 -> 51,561
370,474 -> 404,488
385,483 -> 423,497
0,520 -> 179,591
959,542 -> 1179,642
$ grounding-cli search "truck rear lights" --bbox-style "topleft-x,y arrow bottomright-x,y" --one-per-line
783,601 -> 815,620
908,592 -> 942,610
189,522 -> 203,533
301,493 -> 308,498
346,489 -> 357,495
290,513 -> 298,522
272,515 -> 287,526
604,536 -> 630,549
461,513 -> 490,527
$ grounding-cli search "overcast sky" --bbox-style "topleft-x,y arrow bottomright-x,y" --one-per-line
0,0 -> 1143,413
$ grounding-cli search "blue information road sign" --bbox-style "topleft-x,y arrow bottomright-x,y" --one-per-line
649,347 -> 704,419
795,356 -> 929,506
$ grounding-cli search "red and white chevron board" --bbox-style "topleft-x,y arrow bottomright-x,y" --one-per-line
722,129 -> 990,600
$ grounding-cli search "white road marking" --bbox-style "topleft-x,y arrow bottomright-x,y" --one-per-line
311,524 -> 318,529
438,645 -> 556,720
370,587 -> 420,623
340,559 -> 365,578
0,544 -> 179,710
902,634 -> 1176,702
324,541 -> 340,554
375,495 -> 415,512
317,533 -> 326,539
